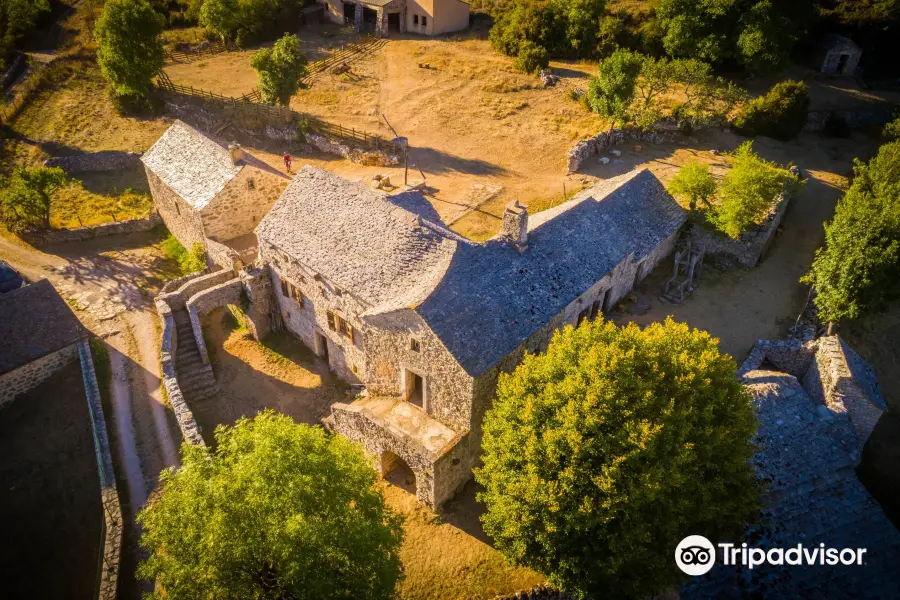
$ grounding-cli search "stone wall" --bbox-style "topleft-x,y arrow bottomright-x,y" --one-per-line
0,343 -> 78,407
155,298 -> 206,446
566,127 -> 679,174
145,167 -> 207,252
200,164 -> 287,243
306,133 -> 401,167
44,151 -> 142,174
157,269 -> 232,311
205,237 -> 244,272
690,192 -> 790,270
77,339 -> 123,600
186,277 -> 245,364
804,106 -> 896,133
29,214 -> 162,245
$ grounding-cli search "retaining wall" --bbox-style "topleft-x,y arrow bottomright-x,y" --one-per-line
566,126 -> 680,174
44,151 -> 142,173
30,214 -> 162,245
306,132 -> 401,167
205,238 -> 244,272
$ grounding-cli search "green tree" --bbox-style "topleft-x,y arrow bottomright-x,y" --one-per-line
475,318 -> 760,599
94,0 -> 165,108
513,39 -> 549,74
671,58 -> 746,130
1,0 -> 51,70
0,166 -> 69,232
883,117 -> 900,140
669,161 -> 717,211
199,0 -> 241,41
733,80 -> 809,141
138,411 -> 404,599
586,48 -> 643,130
250,33 -> 308,106
804,140 -> 900,322
713,141 -> 797,238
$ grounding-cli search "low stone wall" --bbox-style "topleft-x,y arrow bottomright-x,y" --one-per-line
0,343 -> 79,407
155,299 -> 206,446
156,269 -> 232,311
306,133 -> 401,167
804,106 -> 896,133
77,339 -> 122,600
205,237 -> 244,272
44,151 -> 142,173
31,214 -> 162,245
185,278 -> 244,364
690,192 -> 790,270
566,126 -> 680,174
1,52 -> 26,90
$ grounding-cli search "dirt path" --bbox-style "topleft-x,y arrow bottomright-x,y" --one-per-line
108,345 -> 148,507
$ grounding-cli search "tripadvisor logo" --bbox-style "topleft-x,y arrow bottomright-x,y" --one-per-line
675,535 -> 869,576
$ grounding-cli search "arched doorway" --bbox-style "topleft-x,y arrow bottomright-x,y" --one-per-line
381,451 -> 416,495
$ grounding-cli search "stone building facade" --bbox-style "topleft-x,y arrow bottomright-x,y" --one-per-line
256,166 -> 686,508
0,280 -> 82,407
320,0 -> 468,36
142,120 -> 288,268
816,34 -> 862,77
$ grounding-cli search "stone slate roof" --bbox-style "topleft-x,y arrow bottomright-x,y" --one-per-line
141,120 -> 243,210
415,169 -> 686,376
256,166 -> 460,310
0,279 -> 81,374
684,370 -> 900,599
820,33 -> 861,52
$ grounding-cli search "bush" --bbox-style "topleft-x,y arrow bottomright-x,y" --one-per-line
669,160 -> 716,211
733,80 -> 809,141
138,411 -> 404,599
250,33 -> 308,106
161,234 -> 206,274
475,318 -> 760,599
513,40 -> 549,74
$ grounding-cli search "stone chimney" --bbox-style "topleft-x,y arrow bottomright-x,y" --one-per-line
228,143 -> 244,166
501,200 -> 528,251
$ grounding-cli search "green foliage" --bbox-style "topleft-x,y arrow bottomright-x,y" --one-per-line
669,161 -> 717,211
733,80 -> 809,141
513,40 -> 549,74
670,59 -> 746,130
805,140 -> 900,322
595,14 -> 625,57
0,166 -> 69,232
713,141 -> 797,238
656,0 -> 815,72
586,48 -> 643,129
161,234 -> 207,274
475,318 -> 760,599
94,0 -> 165,108
250,33 -> 308,106
137,411 -> 404,599
199,0 -> 240,41
883,117 -> 900,140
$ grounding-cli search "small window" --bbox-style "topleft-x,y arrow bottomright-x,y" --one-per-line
422,16 -> 427,27
326,311 -> 337,332
413,14 -> 418,25
410,338 -> 421,353
280,279 -> 289,297
247,179 -> 255,190
281,279 -> 304,307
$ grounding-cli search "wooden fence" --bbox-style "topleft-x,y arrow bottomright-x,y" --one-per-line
165,40 -> 229,64
302,35 -> 386,85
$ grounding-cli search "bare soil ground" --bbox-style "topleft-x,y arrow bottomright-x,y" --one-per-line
198,308 -> 543,597
0,362 -> 102,600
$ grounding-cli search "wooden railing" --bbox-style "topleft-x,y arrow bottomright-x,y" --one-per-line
302,35 -> 386,84
165,40 -> 229,64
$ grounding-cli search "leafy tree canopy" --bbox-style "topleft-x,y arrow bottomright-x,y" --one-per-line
199,0 -> 241,41
713,141 -> 798,238
94,0 -> 165,104
1,0 -> 51,69
805,140 -> 900,322
586,48 -> 643,129
0,166 -> 70,232
250,33 -> 308,106
669,160 -> 717,211
137,411 -> 404,599
475,317 -> 760,599
732,80 -> 809,141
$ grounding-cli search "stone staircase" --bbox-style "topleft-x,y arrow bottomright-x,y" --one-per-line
173,309 -> 218,402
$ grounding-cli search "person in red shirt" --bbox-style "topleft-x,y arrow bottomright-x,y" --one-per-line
283,153 -> 292,172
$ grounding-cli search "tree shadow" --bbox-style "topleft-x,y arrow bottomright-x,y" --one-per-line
410,145 -> 508,177
440,479 -> 492,544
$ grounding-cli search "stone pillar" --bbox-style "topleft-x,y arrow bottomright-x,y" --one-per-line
240,265 -> 274,340
500,200 -> 528,252
400,9 -> 407,33
376,9 -> 388,37
354,3 -> 363,32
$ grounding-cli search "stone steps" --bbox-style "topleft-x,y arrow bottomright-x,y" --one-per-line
172,307 -> 219,404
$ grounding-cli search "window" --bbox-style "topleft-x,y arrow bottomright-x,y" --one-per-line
410,338 -> 421,353
280,278 -> 304,308
413,14 -> 418,25
247,179 -> 255,190
326,311 -> 356,344
422,16 -> 427,27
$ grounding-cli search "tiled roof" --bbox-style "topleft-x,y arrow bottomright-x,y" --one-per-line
141,120 -> 242,210
256,166 -> 460,310
414,169 -> 686,376
0,279 -> 81,374
684,370 -> 900,599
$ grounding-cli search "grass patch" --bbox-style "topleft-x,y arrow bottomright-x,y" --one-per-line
161,234 -> 206,276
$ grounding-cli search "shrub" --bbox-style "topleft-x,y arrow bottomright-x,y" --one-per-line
0,166 -> 69,232
250,33 -> 308,105
733,80 -> 810,141
669,161 -> 716,211
586,48 -> 643,130
712,141 -> 797,238
883,117 -> 900,140
804,140 -> 900,322
161,234 -> 207,274
513,40 -> 549,74
475,317 -> 760,599
138,411 -> 404,599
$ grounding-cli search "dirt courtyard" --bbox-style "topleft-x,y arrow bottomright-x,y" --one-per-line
0,362 -> 102,600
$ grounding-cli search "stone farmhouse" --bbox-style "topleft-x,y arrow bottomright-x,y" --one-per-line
815,34 -> 862,77
142,120 -> 288,269
255,165 -> 686,508
686,336 -> 900,597
320,0 -> 470,36
0,280 -> 82,407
